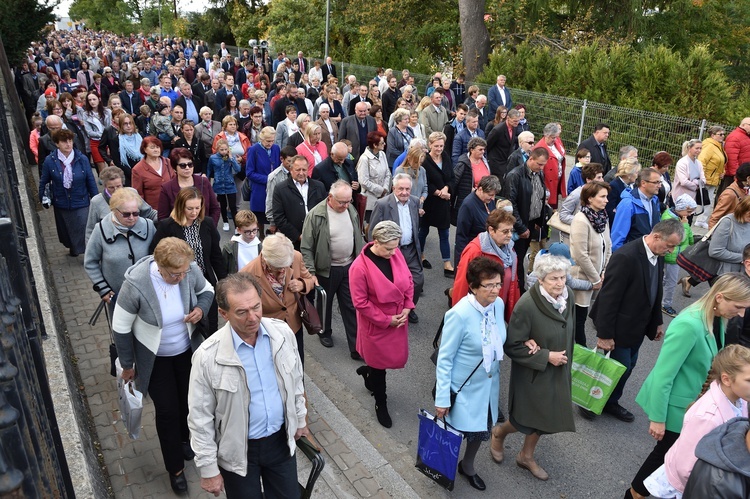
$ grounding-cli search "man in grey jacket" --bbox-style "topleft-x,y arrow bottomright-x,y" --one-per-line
188,273 -> 307,498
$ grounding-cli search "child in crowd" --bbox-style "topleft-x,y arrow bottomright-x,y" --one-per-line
135,104 -> 151,136
660,193 -> 697,317
150,101 -> 174,154
644,344 -> 750,498
207,138 -> 241,232
221,210 -> 261,274
525,242 -> 593,291
29,113 -> 43,163
567,147 -> 592,193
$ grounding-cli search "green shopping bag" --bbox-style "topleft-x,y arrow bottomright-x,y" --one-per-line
570,344 -> 626,415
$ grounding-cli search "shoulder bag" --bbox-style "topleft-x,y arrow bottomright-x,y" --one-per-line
676,216 -> 729,282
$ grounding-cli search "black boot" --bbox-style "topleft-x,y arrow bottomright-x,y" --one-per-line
370,368 -> 392,428
356,365 -> 373,392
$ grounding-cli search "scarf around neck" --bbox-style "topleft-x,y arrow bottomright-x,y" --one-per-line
466,294 -> 504,373
479,231 -> 515,273
119,132 -> 143,165
539,284 -> 568,314
580,205 -> 608,233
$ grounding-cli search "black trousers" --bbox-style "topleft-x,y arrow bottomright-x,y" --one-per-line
147,349 -> 192,474
221,428 -> 299,499
631,429 -> 680,496
217,193 -> 237,223
317,263 -> 358,352
574,305 -> 588,347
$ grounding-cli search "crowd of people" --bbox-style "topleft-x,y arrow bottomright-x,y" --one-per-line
18,28 -> 750,498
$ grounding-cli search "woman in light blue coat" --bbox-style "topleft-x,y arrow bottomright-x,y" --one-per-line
435,257 -> 508,491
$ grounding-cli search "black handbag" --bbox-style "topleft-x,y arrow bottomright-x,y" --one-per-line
296,290 -> 323,336
695,186 -> 711,206
676,216 -> 726,282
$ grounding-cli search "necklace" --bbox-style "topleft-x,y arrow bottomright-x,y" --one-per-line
151,268 -> 177,299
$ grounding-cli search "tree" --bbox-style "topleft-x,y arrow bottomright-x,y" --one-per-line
458,0 -> 490,80
0,0 -> 55,64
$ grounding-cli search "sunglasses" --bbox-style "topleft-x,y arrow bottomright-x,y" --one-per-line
116,208 -> 139,218
177,161 -> 194,169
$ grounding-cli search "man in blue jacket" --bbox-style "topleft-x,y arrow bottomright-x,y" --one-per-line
611,168 -> 661,251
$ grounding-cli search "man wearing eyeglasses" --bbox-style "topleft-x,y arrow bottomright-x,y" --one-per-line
300,180 -> 364,357
611,168 -> 663,251
718,117 -> 750,198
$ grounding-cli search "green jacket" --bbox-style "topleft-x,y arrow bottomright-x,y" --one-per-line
635,306 -> 723,433
661,209 -> 694,264
300,200 -> 364,278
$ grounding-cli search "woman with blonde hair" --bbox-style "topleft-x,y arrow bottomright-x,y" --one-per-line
151,187 -> 226,335
626,272 -> 750,499
296,122 -> 328,173
114,237 -> 214,493
673,139 -> 707,226
606,157 -> 641,223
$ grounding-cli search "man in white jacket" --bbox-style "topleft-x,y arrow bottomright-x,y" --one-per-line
188,273 -> 307,498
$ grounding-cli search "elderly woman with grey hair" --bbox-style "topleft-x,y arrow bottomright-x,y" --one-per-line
386,108 -> 414,169
535,122 -> 567,208
491,253 -> 576,481
351,221 -> 415,428
239,233 -> 316,364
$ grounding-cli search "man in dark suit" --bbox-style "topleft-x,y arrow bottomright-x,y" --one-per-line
487,74 -> 513,120
271,83 -> 307,127
272,156 -> 327,250
119,80 -> 143,116
296,51 -> 308,74
487,108 -> 521,180
451,110 -> 485,165
337,102 -> 377,164
475,95 -> 488,131
578,123 -> 612,175
321,56 -> 337,82
347,85 -> 371,116
50,52 -> 68,77
213,74 -> 242,114
176,81 -> 204,123
313,142 -> 364,225
192,73 -> 211,100
588,219 -> 684,422
368,173 -> 423,323
381,76 -> 402,124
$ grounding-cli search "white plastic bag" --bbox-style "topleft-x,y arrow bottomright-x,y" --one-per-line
116,358 -> 143,439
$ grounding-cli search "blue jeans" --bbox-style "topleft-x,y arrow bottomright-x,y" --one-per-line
418,225 -> 451,262
220,428 -> 299,499
606,336 -> 644,406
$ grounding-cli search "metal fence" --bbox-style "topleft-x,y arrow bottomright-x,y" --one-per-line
0,65 -> 74,499
213,43 -> 730,165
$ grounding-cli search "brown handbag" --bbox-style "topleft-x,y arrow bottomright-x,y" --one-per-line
296,292 -> 323,335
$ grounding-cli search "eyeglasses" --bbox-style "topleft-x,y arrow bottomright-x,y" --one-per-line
177,161 -> 194,169
494,228 -> 513,235
165,270 -> 189,278
478,282 -> 503,290
242,228 -> 259,235
332,197 -> 352,206
525,141 -> 535,144
643,180 -> 662,185
116,208 -> 139,218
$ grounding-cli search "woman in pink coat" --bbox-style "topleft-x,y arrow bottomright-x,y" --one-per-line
350,220 -> 415,428
535,122 -> 566,208
644,344 -> 750,498
296,123 -> 329,175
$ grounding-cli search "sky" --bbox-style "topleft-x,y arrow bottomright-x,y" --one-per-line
54,0 -> 203,18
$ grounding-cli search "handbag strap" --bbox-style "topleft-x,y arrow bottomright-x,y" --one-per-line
432,317 -> 444,350
701,215 -> 730,242
456,359 -> 483,395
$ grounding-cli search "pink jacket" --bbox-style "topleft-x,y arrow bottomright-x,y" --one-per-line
671,155 -> 706,203
296,140 -> 329,176
349,243 -> 414,370
664,380 -> 748,493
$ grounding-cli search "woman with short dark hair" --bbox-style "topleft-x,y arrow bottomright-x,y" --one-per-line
158,148 -> 221,226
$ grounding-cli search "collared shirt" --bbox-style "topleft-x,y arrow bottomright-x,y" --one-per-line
526,165 -> 544,221
642,237 -> 658,266
231,325 -> 285,440
395,195 -> 413,246
183,95 -> 199,123
294,179 -> 309,212
638,188 -> 654,221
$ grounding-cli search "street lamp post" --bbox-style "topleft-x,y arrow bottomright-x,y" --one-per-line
324,0 -> 330,60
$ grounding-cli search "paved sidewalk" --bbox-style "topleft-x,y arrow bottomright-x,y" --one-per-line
35,199 -> 420,498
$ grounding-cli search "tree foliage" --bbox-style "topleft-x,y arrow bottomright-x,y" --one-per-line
477,40 -> 743,124
0,0 -> 56,64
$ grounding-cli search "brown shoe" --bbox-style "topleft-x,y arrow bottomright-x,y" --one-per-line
516,457 -> 549,481
490,427 -> 504,463
680,277 -> 692,297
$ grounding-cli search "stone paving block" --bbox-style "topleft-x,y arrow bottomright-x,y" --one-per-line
332,453 -> 350,471
343,462 -> 371,483
352,477 -> 381,498
322,440 -> 349,457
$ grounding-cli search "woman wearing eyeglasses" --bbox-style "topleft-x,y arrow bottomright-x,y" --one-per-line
158,148 -> 221,227
114,237 -> 214,494
84,188 -> 155,314
151,187 -> 227,337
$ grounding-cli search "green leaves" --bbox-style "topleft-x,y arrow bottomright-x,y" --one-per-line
0,0 -> 55,64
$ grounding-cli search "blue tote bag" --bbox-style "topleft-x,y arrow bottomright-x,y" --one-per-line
415,409 -> 463,490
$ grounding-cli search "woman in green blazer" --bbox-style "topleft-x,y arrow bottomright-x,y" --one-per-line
626,272 -> 750,499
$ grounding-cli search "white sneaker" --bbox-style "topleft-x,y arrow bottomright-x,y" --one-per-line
223,222 -> 230,232
695,221 -> 708,229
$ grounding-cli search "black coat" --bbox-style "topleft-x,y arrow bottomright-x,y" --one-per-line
589,238 -> 663,348
421,151 -> 454,230
578,135 -> 612,175
606,176 -> 629,225
119,90 -> 143,116
486,122 -> 518,180
272,176 -> 327,248
173,136 -> 206,174
504,163 -> 547,235
312,157 -> 360,193
175,94 -> 204,115
149,217 -> 227,285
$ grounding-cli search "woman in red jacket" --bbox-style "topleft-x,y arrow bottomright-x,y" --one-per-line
535,122 -> 566,208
